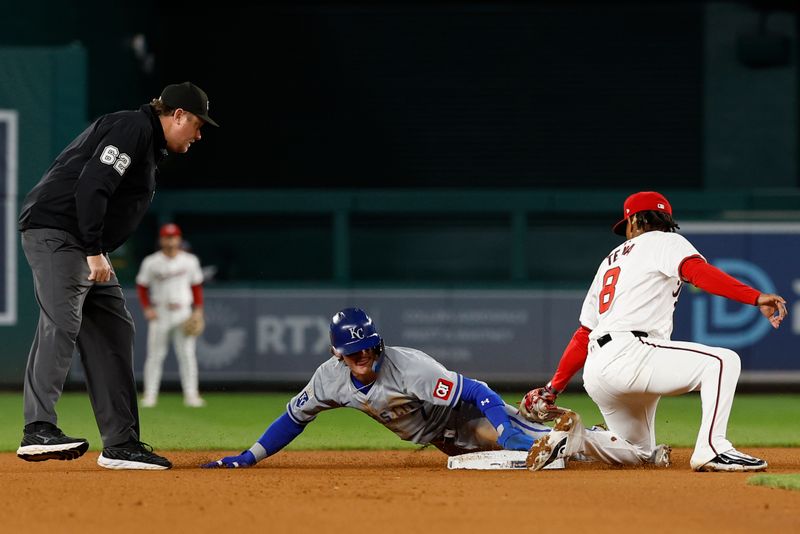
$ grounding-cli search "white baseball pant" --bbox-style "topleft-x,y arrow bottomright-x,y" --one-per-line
580,331 -> 739,467
143,307 -> 201,401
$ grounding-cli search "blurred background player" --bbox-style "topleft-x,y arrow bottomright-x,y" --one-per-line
136,223 -> 206,407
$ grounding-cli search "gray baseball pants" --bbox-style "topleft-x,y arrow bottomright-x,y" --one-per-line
21,228 -> 140,447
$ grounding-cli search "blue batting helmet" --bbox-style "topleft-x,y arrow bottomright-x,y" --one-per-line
330,308 -> 382,356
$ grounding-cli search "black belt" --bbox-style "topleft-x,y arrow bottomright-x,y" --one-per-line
596,331 -> 648,348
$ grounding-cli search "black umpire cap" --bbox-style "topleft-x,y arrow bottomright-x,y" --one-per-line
159,82 -> 219,127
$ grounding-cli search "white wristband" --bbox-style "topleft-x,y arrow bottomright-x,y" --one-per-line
248,442 -> 268,462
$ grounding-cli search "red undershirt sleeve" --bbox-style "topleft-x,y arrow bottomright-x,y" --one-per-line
191,284 -> 204,307
136,284 -> 151,308
549,325 -> 591,393
679,257 -> 760,306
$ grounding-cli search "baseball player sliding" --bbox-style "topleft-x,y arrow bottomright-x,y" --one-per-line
522,191 -> 787,472
203,308 -> 575,467
136,223 -> 206,408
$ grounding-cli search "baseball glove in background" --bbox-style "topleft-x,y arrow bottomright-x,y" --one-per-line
182,313 -> 205,337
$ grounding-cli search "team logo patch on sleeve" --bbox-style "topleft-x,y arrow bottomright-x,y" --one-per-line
433,378 -> 454,400
295,391 -> 309,408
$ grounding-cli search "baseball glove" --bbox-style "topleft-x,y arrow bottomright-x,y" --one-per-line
182,313 -> 205,337
518,386 -> 569,423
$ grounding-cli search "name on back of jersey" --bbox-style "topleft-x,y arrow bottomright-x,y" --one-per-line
604,242 -> 636,266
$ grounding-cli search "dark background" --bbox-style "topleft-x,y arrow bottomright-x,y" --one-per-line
4,1 -> 719,189
156,3 -> 704,189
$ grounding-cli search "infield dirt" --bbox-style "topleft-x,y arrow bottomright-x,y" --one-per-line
2,448 -> 798,533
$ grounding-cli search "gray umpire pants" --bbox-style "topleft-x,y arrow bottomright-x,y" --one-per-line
21,228 -> 140,448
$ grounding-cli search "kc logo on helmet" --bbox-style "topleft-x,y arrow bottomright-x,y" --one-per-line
348,327 -> 364,340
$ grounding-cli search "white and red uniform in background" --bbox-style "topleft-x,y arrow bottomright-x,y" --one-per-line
136,225 -> 205,407
546,192 -> 768,470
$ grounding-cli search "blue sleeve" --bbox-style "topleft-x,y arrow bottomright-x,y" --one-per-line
255,412 -> 307,457
460,376 -> 511,431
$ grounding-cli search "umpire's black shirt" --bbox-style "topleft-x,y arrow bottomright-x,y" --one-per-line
19,104 -> 168,255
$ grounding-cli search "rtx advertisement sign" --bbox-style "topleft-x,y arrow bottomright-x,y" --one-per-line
674,223 -> 800,370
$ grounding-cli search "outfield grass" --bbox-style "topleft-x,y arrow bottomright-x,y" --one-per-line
1,392 -> 799,452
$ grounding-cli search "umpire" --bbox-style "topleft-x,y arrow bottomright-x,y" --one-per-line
16,82 -> 218,470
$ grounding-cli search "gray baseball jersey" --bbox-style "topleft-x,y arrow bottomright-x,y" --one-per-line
287,346 -> 471,446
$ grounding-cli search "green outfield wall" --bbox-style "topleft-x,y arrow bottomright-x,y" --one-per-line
0,45 -> 88,385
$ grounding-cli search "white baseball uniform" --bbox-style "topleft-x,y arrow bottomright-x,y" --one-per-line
573,231 -> 742,468
136,250 -> 204,403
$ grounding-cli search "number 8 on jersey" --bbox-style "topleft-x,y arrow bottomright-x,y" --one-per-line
599,267 -> 620,314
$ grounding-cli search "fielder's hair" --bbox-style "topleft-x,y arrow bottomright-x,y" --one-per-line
635,210 -> 680,233
150,98 -> 176,117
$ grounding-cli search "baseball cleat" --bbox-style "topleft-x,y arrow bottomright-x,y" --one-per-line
97,441 -> 172,470
692,449 -> 767,472
526,410 -> 582,471
17,423 -> 89,462
650,444 -> 672,467
551,410 -> 580,432
527,434 -> 568,471
184,396 -> 207,408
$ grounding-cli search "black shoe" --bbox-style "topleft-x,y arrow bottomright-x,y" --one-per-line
17,422 -> 89,462
693,449 -> 767,472
97,441 -> 172,470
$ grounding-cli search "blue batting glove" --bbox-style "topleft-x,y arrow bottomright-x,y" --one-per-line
202,450 -> 257,468
497,427 -> 535,451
